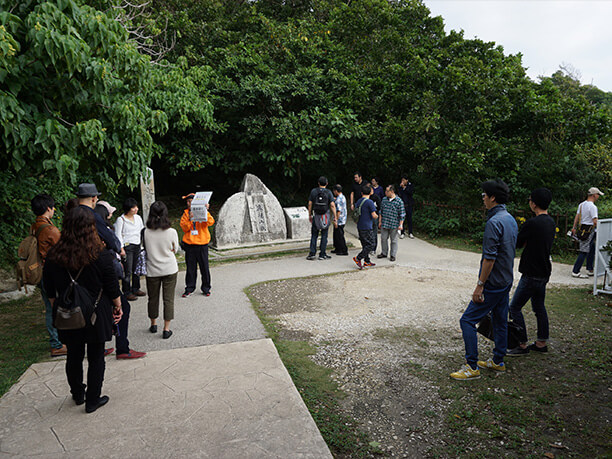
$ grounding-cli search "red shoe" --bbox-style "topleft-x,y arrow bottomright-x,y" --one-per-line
116,350 -> 147,359
353,256 -> 363,270
104,348 -> 114,356
50,345 -> 67,357
363,261 -> 376,267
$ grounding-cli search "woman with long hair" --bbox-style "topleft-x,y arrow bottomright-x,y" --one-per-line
43,207 -> 123,413
143,201 -> 179,339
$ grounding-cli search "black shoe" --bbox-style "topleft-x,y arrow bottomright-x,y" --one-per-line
318,254 -> 332,260
336,252 -> 349,256
85,395 -> 109,413
306,255 -> 316,260
330,250 -> 337,254
506,346 -> 529,357
72,393 -> 85,405
149,325 -> 157,333
527,343 -> 548,353
389,256 -> 396,262
163,330 -> 173,339
377,254 -> 387,259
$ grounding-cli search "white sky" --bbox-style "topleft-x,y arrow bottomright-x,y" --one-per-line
423,0 -> 612,92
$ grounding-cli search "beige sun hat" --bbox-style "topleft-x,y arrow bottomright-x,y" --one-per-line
588,187 -> 604,196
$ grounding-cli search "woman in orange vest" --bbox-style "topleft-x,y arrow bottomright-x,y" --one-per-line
180,193 -> 215,297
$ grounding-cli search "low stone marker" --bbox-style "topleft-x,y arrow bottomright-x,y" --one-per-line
283,207 -> 310,240
140,167 -> 155,223
213,174 -> 287,249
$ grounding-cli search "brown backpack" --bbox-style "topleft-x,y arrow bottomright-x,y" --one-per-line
16,224 -> 50,292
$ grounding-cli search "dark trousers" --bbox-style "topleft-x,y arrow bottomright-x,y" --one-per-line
147,272 -> 178,320
509,275 -> 549,343
64,334 -> 105,407
372,217 -> 379,252
115,295 -> 131,355
184,243 -> 211,294
572,234 -> 596,273
459,285 -> 511,367
401,205 -> 413,235
122,243 -> 141,294
309,223 -> 329,257
357,229 -> 375,262
333,224 -> 348,255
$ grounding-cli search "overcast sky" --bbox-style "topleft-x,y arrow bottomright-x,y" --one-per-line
423,0 -> 612,92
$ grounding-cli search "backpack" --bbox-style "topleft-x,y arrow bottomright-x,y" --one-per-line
313,189 -> 330,215
351,198 -> 366,223
53,268 -> 103,330
16,223 -> 51,291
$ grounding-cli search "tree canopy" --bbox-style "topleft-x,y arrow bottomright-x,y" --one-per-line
1,0 -> 611,264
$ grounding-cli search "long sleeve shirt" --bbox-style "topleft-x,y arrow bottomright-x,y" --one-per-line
32,216 -> 60,261
480,204 -> 518,289
180,209 -> 215,245
114,214 -> 144,246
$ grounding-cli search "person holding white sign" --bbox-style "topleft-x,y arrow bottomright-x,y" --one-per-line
180,193 -> 215,297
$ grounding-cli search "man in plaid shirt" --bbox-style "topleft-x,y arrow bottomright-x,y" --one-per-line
377,185 -> 405,262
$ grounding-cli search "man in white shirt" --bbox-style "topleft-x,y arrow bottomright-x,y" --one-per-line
571,187 -> 604,278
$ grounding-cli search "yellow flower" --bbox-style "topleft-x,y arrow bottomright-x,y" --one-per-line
34,22 -> 42,31
555,227 -> 559,233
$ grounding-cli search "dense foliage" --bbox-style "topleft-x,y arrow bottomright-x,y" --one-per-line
0,0 -> 214,261
1,0 -> 611,265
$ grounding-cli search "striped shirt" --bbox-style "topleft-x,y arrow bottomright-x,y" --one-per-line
380,196 -> 406,229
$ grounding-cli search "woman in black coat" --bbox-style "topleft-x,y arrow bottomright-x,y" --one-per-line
43,207 -> 123,413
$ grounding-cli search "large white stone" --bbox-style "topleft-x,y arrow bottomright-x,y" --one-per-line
213,174 -> 287,249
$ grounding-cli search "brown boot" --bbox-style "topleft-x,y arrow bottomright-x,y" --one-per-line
50,345 -> 67,357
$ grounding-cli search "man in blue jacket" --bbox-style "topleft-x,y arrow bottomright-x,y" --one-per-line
451,179 -> 518,380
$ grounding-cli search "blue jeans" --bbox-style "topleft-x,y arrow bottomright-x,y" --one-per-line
509,276 -> 549,343
40,282 -> 62,349
460,285 -> 511,368
309,223 -> 329,257
572,235 -> 595,273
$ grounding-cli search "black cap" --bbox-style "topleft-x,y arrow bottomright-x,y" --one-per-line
76,183 -> 101,197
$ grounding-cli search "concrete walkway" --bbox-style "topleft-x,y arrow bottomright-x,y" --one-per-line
0,224 -> 594,457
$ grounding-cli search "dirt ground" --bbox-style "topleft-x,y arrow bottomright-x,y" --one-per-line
250,265 -> 492,457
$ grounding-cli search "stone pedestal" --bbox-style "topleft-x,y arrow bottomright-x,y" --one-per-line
213,174 -> 287,249
283,207 -> 310,240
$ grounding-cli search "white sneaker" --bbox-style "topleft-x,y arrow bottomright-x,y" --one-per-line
587,270 -> 594,277
399,233 -> 405,239
571,271 -> 588,279
409,233 -> 414,239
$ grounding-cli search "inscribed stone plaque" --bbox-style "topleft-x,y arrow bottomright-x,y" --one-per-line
140,168 -> 155,223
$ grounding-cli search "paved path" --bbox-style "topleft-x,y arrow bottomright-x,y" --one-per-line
0,224 -> 594,457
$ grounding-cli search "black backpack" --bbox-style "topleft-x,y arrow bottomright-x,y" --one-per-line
313,189 -> 330,215
53,268 -> 102,330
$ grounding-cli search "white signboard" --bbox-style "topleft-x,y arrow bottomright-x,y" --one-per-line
593,218 -> 612,295
191,191 -> 212,222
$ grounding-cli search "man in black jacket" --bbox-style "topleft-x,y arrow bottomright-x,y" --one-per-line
397,174 -> 414,239
507,188 -> 556,356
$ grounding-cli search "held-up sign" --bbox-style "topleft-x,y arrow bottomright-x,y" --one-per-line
191,192 -> 213,222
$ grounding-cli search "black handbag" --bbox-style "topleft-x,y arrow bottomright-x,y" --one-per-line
576,224 -> 593,241
477,314 -> 523,350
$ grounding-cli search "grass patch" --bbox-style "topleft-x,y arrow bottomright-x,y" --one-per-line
417,232 -> 577,265
421,287 -> 611,458
245,287 -> 381,458
0,293 -> 50,397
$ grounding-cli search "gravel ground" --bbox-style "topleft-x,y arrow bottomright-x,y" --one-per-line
250,265 -> 488,457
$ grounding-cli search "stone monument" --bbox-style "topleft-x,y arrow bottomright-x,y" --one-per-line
283,207 -> 310,240
140,167 -> 155,223
213,174 -> 288,249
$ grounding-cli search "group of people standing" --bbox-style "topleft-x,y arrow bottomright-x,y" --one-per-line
307,171 -> 415,264
31,183 -> 213,413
